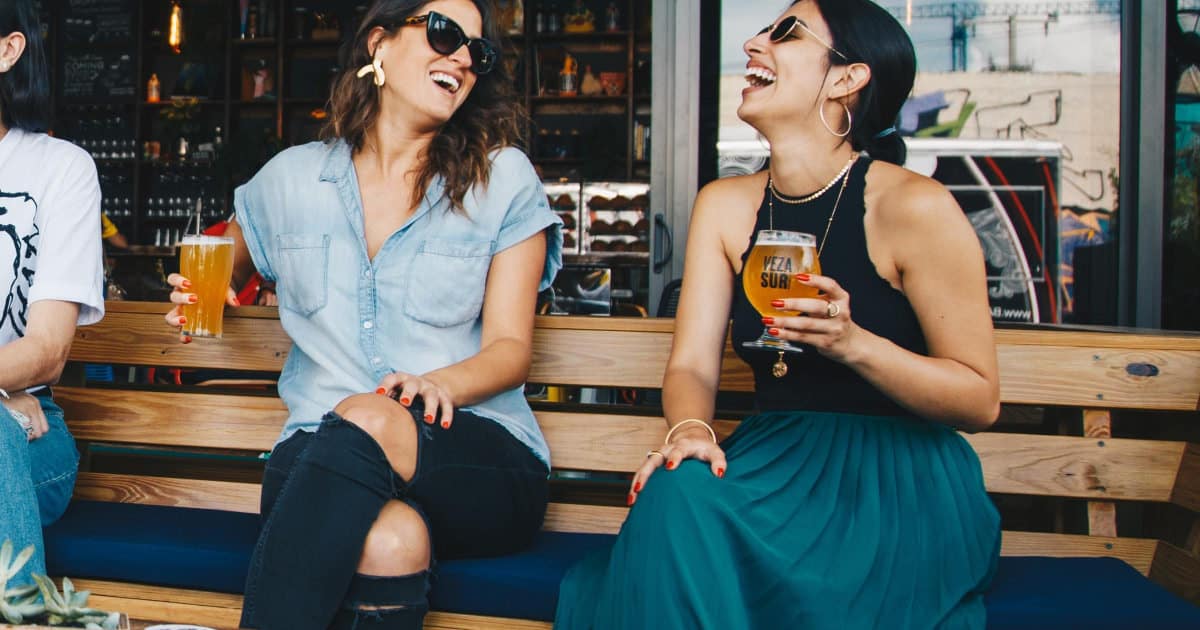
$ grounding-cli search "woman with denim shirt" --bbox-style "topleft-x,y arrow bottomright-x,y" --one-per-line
0,0 -> 104,589
165,1 -> 562,628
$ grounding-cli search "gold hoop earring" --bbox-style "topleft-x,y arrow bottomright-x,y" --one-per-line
819,100 -> 851,138
355,49 -> 386,87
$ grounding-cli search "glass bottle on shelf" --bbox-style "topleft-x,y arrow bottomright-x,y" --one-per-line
605,1 -> 620,32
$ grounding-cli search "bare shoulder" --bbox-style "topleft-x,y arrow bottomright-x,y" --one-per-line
865,160 -> 965,234
694,171 -> 767,215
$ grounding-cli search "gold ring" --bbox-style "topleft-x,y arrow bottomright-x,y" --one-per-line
826,302 -> 841,318
646,450 -> 665,460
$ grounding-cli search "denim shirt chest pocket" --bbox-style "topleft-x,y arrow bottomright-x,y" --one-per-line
404,238 -> 495,327
276,233 -> 330,316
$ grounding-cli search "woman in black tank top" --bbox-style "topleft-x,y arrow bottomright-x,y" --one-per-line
556,2 -> 1002,628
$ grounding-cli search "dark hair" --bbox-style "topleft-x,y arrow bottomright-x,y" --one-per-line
323,0 -> 524,213
805,0 -> 915,165
0,0 -> 50,133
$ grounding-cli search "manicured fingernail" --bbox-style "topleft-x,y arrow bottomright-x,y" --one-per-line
232,297 -> 242,307
182,280 -> 192,289
665,461 -> 676,470
771,299 -> 785,308
178,317 -> 187,325
441,420 -> 450,429
795,273 -> 811,282
400,397 -> 411,406
717,468 -> 725,478
769,328 -> 781,336
762,317 -> 775,325
182,336 -> 192,344
627,493 -> 635,506
187,294 -> 198,304
424,414 -> 435,424
634,482 -> 642,493
375,388 -> 387,395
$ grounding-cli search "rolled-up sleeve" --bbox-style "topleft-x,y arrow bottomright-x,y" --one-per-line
234,173 -> 277,283
493,149 -> 563,292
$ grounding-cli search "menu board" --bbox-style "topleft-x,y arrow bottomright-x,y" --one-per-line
63,0 -> 135,45
61,51 -> 136,98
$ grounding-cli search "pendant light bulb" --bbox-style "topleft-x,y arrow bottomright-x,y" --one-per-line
168,1 -> 185,54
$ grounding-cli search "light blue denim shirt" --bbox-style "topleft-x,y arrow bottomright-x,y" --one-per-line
235,140 -> 563,465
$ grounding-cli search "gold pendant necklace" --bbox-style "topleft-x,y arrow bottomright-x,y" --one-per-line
765,154 -> 859,379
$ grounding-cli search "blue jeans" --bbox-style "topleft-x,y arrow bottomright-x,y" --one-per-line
0,390 -> 79,586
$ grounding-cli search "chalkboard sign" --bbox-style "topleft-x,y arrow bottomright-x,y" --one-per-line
62,51 -> 136,98
63,0 -> 135,45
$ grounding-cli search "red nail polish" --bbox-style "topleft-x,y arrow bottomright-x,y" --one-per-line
771,299 -> 786,308
424,414 -> 435,425
178,317 -> 187,325
182,280 -> 192,289
182,336 -> 192,344
232,297 -> 242,307
665,461 -> 676,470
795,273 -> 812,282
441,420 -> 450,429
634,482 -> 642,493
769,328 -> 781,336
375,388 -> 387,395
762,317 -> 775,325
400,397 -> 411,406
717,468 -> 725,478
627,494 -> 635,506
187,295 -> 198,304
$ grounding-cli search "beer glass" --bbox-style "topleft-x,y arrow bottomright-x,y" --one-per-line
742,230 -> 821,353
179,235 -> 235,338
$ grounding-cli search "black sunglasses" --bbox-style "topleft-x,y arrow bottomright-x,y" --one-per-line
401,11 -> 498,75
758,15 -> 848,61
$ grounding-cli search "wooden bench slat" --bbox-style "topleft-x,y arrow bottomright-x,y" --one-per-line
1000,531 -> 1157,575
63,395 -> 1195,506
69,305 -> 1200,411
56,387 -> 285,451
1171,444 -> 1200,514
74,472 -> 261,514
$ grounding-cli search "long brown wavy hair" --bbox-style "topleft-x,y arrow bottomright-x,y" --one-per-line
322,0 -> 524,213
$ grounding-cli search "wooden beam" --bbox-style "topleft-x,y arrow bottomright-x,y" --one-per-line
1000,531 -> 1157,575
1084,409 -> 1118,537
1171,443 -> 1200,514
1150,541 -> 1200,605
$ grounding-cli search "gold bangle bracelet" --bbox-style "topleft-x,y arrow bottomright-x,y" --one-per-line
664,418 -> 717,445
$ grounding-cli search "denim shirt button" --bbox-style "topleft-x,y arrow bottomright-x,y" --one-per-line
371,356 -> 383,365
362,320 -> 374,330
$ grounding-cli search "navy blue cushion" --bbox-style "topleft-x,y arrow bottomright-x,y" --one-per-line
432,532 -> 613,620
43,501 -> 258,594
987,557 -> 1200,629
41,502 -> 1200,626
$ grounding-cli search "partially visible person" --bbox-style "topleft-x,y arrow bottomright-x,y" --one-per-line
165,0 -> 562,628
556,1 -> 1001,628
100,212 -> 129,249
0,0 -> 104,587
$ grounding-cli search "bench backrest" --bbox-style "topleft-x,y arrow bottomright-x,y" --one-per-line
59,302 -> 1200,601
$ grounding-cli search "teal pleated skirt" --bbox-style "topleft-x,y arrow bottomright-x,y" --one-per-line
555,411 -> 1001,629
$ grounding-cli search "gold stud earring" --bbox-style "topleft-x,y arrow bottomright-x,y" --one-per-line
355,49 -> 385,87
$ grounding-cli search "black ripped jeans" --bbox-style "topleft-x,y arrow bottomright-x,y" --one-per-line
240,407 -> 549,630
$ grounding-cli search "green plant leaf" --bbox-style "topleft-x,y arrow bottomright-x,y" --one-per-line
5,583 -> 38,599
0,600 -> 24,625
70,588 -> 91,608
0,540 -> 12,580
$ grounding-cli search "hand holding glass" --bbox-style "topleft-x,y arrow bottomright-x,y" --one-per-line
742,230 -> 821,353
178,235 -> 235,338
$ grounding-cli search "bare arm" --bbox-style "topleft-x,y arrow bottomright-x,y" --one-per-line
661,182 -> 742,434
776,178 -> 1000,431
0,300 -> 81,391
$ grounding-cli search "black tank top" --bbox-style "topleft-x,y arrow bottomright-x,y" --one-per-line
731,156 -> 928,416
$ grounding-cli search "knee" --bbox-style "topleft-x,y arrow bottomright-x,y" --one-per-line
639,461 -> 718,511
334,393 -> 414,439
359,501 -> 431,576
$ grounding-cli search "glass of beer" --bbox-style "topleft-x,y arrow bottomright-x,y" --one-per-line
179,234 -> 235,338
742,230 -> 821,353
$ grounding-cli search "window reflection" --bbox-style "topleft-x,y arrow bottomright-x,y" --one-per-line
1167,2 -> 1200,330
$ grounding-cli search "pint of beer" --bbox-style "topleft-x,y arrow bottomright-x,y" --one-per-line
741,230 -> 820,352
179,235 -> 235,338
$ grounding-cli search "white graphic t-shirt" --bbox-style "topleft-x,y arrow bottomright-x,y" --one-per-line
0,127 -> 104,347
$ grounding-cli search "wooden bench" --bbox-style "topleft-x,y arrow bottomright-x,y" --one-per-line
49,301 -> 1200,628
